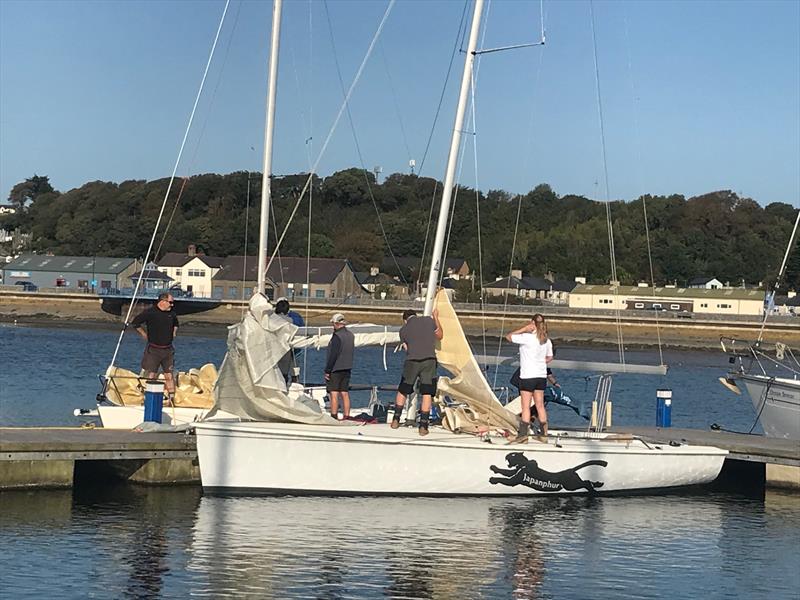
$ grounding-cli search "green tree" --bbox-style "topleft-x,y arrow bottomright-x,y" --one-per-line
8,174 -> 55,209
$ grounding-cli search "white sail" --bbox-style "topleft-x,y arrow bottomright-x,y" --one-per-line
207,294 -> 336,424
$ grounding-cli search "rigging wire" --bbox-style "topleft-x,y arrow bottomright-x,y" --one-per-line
321,0 -> 407,286
240,171 -> 253,314
417,0 -> 471,295
623,7 -> 664,367
757,208 -> 800,342
264,0 -> 395,275
469,0 -> 493,367
107,0 -> 231,371
440,0 -> 492,290
379,41 -> 413,165
493,32 -> 547,388
492,192 -> 524,389
154,0 -> 244,262
589,0 -> 626,367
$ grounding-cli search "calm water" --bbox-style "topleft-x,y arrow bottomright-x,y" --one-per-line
1,324 -> 799,599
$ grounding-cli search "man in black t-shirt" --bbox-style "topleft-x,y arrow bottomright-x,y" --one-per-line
130,292 -> 179,400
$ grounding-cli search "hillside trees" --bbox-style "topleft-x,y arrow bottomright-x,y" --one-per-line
2,171 -> 796,290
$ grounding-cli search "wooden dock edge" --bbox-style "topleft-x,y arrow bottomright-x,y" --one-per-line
0,428 -> 199,490
765,463 -> 800,490
1,426 -> 797,492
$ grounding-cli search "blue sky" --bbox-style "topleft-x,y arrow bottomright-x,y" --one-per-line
1,0 -> 798,208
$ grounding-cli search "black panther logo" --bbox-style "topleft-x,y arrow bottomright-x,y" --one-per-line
489,452 -> 607,493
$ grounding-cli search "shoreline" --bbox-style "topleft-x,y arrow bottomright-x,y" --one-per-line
3,291 -> 797,351
0,310 -> 782,352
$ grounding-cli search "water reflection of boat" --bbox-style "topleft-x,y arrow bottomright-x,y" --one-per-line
187,494 -> 726,598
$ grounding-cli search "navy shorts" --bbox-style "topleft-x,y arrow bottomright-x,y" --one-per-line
518,377 -> 547,392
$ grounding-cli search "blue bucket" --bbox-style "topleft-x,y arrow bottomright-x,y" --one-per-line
144,380 -> 165,423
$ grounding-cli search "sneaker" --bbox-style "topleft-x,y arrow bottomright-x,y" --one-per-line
418,426 -> 429,436
390,419 -> 401,429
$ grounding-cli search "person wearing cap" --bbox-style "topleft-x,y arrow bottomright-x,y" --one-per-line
390,308 -> 443,436
324,313 -> 355,420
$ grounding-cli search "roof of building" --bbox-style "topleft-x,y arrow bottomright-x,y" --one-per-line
213,256 -> 357,285
775,294 -> 800,307
571,284 -> 764,301
356,271 -> 404,286
130,269 -> 173,281
381,256 -> 468,276
158,252 -> 225,269
3,254 -> 136,274
688,276 -> 720,285
483,276 -> 577,292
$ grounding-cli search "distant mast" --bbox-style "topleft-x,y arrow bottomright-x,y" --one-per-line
257,0 -> 283,296
423,0 -> 485,316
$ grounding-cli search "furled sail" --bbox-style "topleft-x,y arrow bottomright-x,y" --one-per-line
433,290 -> 519,432
291,325 -> 400,350
206,294 -> 336,424
105,364 -> 217,408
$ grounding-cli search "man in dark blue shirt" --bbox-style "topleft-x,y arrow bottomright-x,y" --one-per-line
324,313 -> 355,420
275,297 -> 304,383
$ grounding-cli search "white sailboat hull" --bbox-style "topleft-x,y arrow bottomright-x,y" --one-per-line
737,374 -> 800,439
194,421 -> 727,496
96,405 -> 236,429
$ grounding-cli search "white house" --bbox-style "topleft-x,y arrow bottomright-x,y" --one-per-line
688,277 -> 724,289
157,245 -> 224,297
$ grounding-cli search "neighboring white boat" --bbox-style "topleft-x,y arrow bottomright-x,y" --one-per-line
733,374 -> 800,439
718,210 -> 800,440
194,0 -> 728,496
721,338 -> 800,440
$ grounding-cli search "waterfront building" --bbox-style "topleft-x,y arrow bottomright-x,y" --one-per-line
1,254 -> 138,292
483,270 -> 578,304
689,276 -> 724,289
211,256 -> 368,301
356,266 -> 410,299
568,284 -> 765,316
156,245 -> 224,298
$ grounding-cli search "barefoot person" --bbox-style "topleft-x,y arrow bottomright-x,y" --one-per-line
506,313 -> 553,442
130,292 -> 179,402
391,308 -> 443,436
324,313 -> 354,420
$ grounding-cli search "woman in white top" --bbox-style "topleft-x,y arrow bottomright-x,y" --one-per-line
505,314 -> 553,441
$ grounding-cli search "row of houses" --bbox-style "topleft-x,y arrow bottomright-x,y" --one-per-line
2,249 -> 796,316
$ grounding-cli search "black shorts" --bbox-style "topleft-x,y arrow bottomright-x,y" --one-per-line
398,358 -> 437,396
141,345 -> 174,374
518,377 -> 546,392
326,370 -> 351,393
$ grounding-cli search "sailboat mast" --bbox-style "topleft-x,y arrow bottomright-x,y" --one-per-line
423,0 -> 485,316
257,0 -> 283,295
